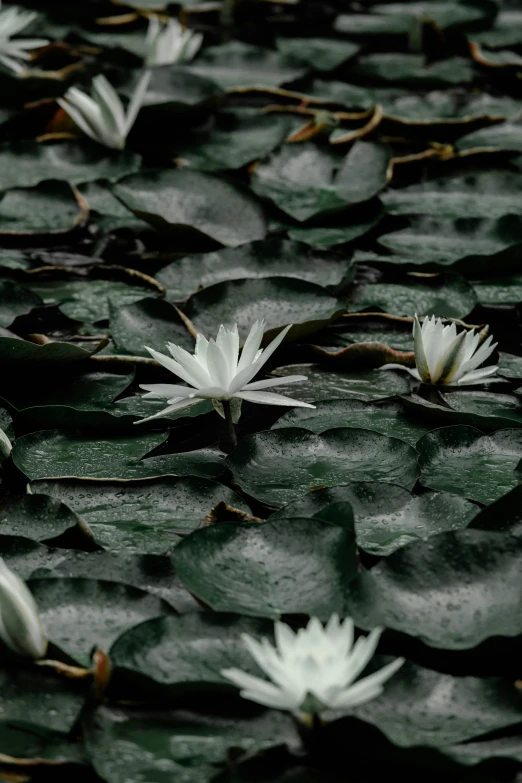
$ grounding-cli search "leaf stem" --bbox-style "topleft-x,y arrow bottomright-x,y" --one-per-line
223,399 -> 238,450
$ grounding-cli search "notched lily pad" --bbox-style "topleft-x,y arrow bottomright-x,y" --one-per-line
0,181 -> 88,237
227,427 -> 419,507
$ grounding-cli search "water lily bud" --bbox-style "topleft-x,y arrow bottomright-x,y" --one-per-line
0,558 -> 47,658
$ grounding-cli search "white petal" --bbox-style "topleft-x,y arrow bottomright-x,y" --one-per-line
139,383 -> 192,399
133,398 -> 198,424
167,343 -> 213,388
378,364 -> 421,380
457,365 -> 499,385
236,320 -> 265,374
125,69 -> 151,135
145,346 -> 201,389
235,390 -> 315,407
242,375 -> 307,391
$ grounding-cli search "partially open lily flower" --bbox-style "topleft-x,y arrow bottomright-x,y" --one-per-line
0,3 -> 48,73
136,320 -> 314,424
145,16 -> 203,66
0,558 -> 47,659
381,314 -> 498,386
221,615 -> 404,721
57,71 -> 151,150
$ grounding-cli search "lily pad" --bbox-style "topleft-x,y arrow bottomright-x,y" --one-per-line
0,181 -> 87,236
417,425 -> 522,504
156,238 -> 354,300
28,577 -> 174,666
109,297 -> 194,357
271,482 -> 477,556
345,528 -> 522,649
251,141 -> 391,222
271,365 -> 410,403
0,140 -> 140,191
30,477 -> 250,554
184,277 -> 345,342
113,168 -> 267,247
174,515 -> 358,618
12,431 -> 225,481
227,427 -> 419,507
272,398 -> 432,445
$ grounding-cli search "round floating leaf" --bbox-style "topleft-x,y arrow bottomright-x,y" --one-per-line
174,516 -> 357,618
0,140 -> 140,190
417,425 -> 522,504
348,661 -> 522,748
272,399 -> 432,445
251,142 -> 390,222
113,168 -> 266,247
26,279 -> 161,324
110,612 -> 273,687
401,392 -> 522,432
382,171 -> 522,219
79,180 -> 149,234
86,704 -> 298,783
109,297 -> 194,357
271,365 -> 410,403
227,428 -> 419,507
0,280 -> 42,327
470,485 -> 522,538
345,529 -> 522,649
0,495 -> 89,545
30,477 -> 250,554
474,274 -> 522,306
279,206 -> 384,247
271,482 -> 477,556
184,277 -> 345,342
156,238 -> 354,300
13,430 -> 225,481
28,577 -> 174,666
346,272 -> 476,319
349,54 -> 474,86
498,353 -> 522,379
0,336 -> 108,366
0,181 -> 87,236
31,550 -> 199,613
186,41 -> 308,88
458,121 -> 522,153
121,66 -> 224,111
379,215 -> 522,274
1,367 -> 133,409
276,37 -> 360,71
0,667 -> 86,735
174,112 -> 290,172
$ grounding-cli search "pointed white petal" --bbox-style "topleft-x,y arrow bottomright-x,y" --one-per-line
125,69 -> 151,135
242,375 -> 307,391
379,363 -> 421,380
138,383 -> 193,399
235,390 -> 315,407
236,319 -> 265,374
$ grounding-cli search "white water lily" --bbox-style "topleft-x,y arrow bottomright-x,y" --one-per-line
0,3 -> 48,73
136,320 -> 314,424
0,558 -> 47,658
381,314 -> 498,386
222,615 -> 404,719
145,16 -> 203,66
57,71 -> 151,150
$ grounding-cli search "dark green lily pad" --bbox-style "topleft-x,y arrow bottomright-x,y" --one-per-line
156,238 -> 354,300
0,181 -> 87,236
271,482 -> 477,556
346,272 -> 477,319
345,528 -> 522,649
271,365 -> 411,403
174,515 -> 357,618
0,140 -> 140,191
109,297 -> 194,357
30,477 -> 250,554
12,431 -> 225,481
251,141 -> 390,222
272,398 -> 431,445
227,427 -> 419,507
184,277 -> 345,342
417,425 -> 522,504
0,280 -> 42,327
113,168 -> 267,247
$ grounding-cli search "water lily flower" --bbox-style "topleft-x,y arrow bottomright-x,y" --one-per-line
136,320 -> 314,424
56,71 -> 151,150
0,558 -> 47,658
221,615 -> 404,720
0,3 -> 48,73
145,16 -> 203,66
381,314 -> 498,386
